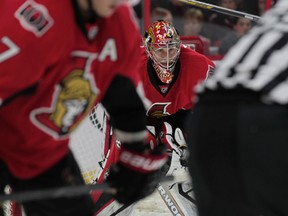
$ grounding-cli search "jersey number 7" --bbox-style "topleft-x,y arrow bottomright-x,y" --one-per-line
0,36 -> 20,63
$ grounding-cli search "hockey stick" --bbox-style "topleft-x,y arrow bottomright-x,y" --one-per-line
179,0 -> 261,22
0,183 -> 114,203
157,184 -> 186,216
0,176 -> 174,203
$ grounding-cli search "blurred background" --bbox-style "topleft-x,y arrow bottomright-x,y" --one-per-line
131,0 -> 275,61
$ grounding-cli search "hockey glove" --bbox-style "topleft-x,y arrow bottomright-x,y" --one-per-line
106,140 -> 168,204
158,122 -> 189,167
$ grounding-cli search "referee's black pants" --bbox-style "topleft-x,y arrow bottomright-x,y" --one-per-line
187,89 -> 288,216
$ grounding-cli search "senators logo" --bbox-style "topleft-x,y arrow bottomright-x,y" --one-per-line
147,102 -> 171,118
15,1 -> 54,37
31,69 -> 97,139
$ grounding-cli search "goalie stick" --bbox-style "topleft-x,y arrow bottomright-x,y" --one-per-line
157,184 -> 186,216
179,0 -> 261,22
155,124 -> 197,216
0,175 -> 174,203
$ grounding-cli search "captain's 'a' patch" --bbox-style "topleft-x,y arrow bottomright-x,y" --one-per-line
15,0 -> 54,37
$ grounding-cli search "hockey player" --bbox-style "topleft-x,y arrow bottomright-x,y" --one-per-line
141,20 -> 215,215
0,1 -> 168,216
187,0 -> 288,216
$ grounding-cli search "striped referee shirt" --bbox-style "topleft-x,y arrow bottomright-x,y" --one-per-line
198,0 -> 288,105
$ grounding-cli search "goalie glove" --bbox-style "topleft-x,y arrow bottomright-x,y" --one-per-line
106,139 -> 168,204
158,122 -> 189,167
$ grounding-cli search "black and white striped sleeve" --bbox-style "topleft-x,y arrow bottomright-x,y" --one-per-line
197,0 -> 288,105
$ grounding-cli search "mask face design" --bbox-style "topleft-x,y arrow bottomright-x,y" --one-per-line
144,21 -> 181,84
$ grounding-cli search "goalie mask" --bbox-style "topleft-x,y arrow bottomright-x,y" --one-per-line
144,20 -> 181,84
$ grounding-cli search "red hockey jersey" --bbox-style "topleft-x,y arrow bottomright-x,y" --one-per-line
140,45 -> 215,121
0,1 -> 143,179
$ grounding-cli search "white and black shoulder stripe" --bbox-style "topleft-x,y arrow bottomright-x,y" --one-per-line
199,0 -> 288,104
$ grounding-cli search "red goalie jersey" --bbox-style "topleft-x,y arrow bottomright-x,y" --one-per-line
0,1 -> 145,179
140,45 -> 215,129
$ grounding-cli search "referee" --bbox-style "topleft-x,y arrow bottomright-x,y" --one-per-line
187,1 -> 288,216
